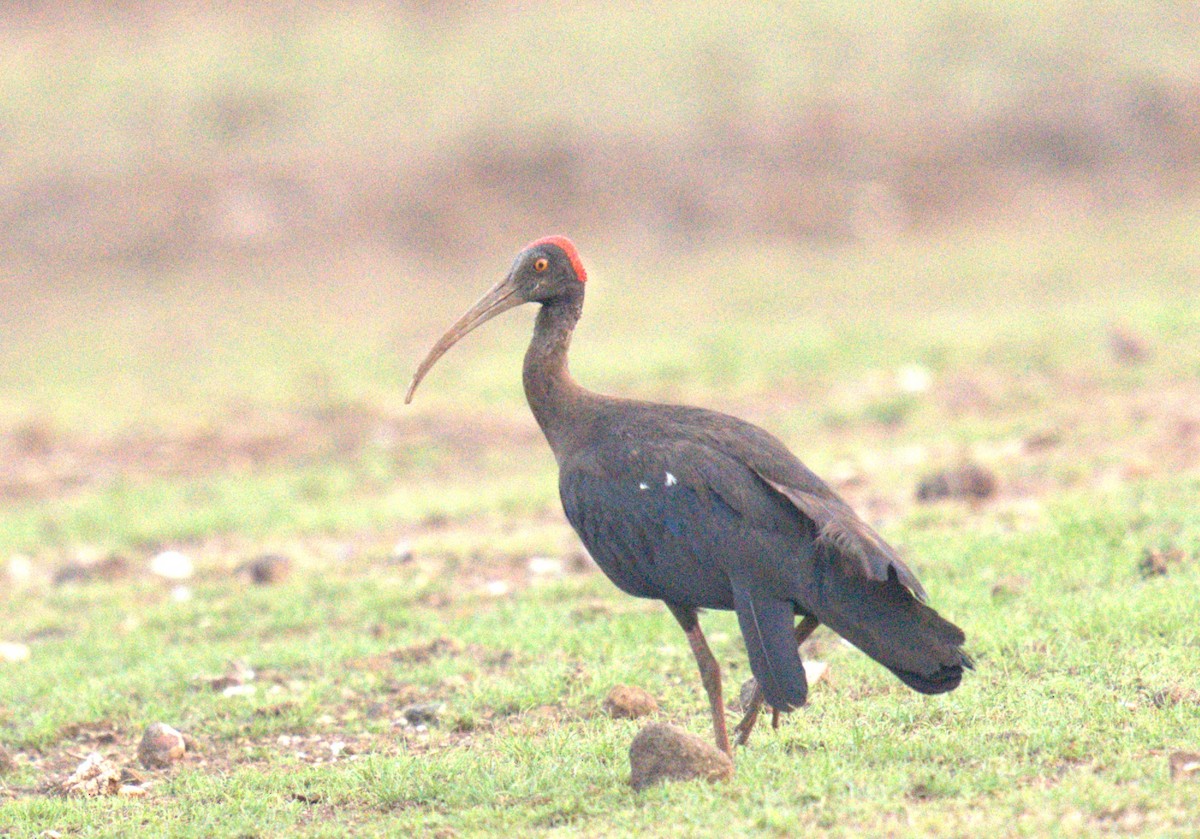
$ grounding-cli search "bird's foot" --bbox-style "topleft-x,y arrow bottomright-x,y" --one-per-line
732,678 -> 766,748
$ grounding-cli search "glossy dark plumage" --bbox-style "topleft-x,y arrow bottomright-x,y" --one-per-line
407,237 -> 971,757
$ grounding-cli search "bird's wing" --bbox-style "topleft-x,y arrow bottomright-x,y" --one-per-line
753,473 -> 929,602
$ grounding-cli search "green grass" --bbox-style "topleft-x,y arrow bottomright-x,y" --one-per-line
4,198 -> 1200,835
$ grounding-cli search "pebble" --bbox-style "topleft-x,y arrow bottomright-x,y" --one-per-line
137,723 -> 187,769
0,742 -> 16,774
240,554 -> 293,585
603,684 -> 659,720
916,462 -> 998,503
897,364 -> 933,393
401,702 -> 444,727
481,580 -> 511,597
1169,751 -> 1200,780
527,556 -> 564,576
211,659 -> 256,692
150,550 -> 194,580
0,642 -> 30,663
6,555 -> 32,585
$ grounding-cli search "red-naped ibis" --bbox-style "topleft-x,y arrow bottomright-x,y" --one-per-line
406,236 -> 971,757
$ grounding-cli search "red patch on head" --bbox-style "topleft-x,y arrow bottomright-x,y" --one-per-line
527,235 -> 587,283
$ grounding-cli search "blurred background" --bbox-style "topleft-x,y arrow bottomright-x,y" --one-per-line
1,1 -> 1198,525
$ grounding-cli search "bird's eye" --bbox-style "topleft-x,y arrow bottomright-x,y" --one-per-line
533,257 -> 549,273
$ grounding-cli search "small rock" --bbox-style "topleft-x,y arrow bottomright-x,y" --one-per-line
138,722 -> 187,769
1107,325 -> 1151,365
84,555 -> 133,583
238,554 -> 292,585
481,579 -> 511,597
390,540 -> 415,564
0,642 -> 30,663
118,784 -> 149,798
527,556 -> 564,577
1169,751 -> 1200,780
56,556 -> 132,586
6,554 -> 33,585
0,742 -> 16,774
402,702 -> 444,727
222,684 -> 257,697
210,659 -> 256,692
803,660 -> 829,685
897,364 -> 932,393
603,684 -> 659,720
62,752 -> 122,796
916,462 -> 998,503
170,585 -> 193,602
150,550 -> 193,580
629,722 -> 733,791
1138,547 -> 1187,578
388,637 -> 464,663
1022,429 -> 1062,453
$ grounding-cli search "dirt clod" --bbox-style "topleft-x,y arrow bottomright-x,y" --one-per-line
238,553 -> 293,585
916,462 -> 998,503
53,554 -> 132,585
1138,547 -> 1189,578
1169,751 -> 1200,780
401,702 -> 444,727
603,684 -> 659,720
628,722 -> 733,791
1107,325 -> 1152,365
210,659 -> 256,693
0,743 -> 16,774
61,752 -> 122,796
137,722 -> 187,769
389,637 -> 464,664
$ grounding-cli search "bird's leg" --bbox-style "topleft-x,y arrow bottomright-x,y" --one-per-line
667,604 -> 732,759
733,615 -> 820,748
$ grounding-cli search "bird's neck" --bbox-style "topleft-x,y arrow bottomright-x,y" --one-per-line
523,299 -> 588,453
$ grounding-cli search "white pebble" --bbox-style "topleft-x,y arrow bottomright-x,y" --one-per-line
6,555 -> 32,585
150,550 -> 194,580
897,364 -> 932,393
482,580 -> 511,597
526,556 -> 563,576
0,641 -> 31,663
803,660 -> 829,684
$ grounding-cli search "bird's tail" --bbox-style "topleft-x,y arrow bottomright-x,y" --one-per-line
817,561 -> 971,694
732,584 -> 809,711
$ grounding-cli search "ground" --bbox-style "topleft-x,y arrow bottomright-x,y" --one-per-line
2,204 -> 1200,836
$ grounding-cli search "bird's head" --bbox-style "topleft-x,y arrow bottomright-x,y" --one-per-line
405,236 -> 587,403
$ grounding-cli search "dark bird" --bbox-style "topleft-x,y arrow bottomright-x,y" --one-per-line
406,236 -> 971,757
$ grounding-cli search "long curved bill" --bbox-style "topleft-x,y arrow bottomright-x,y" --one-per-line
404,275 -> 525,403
